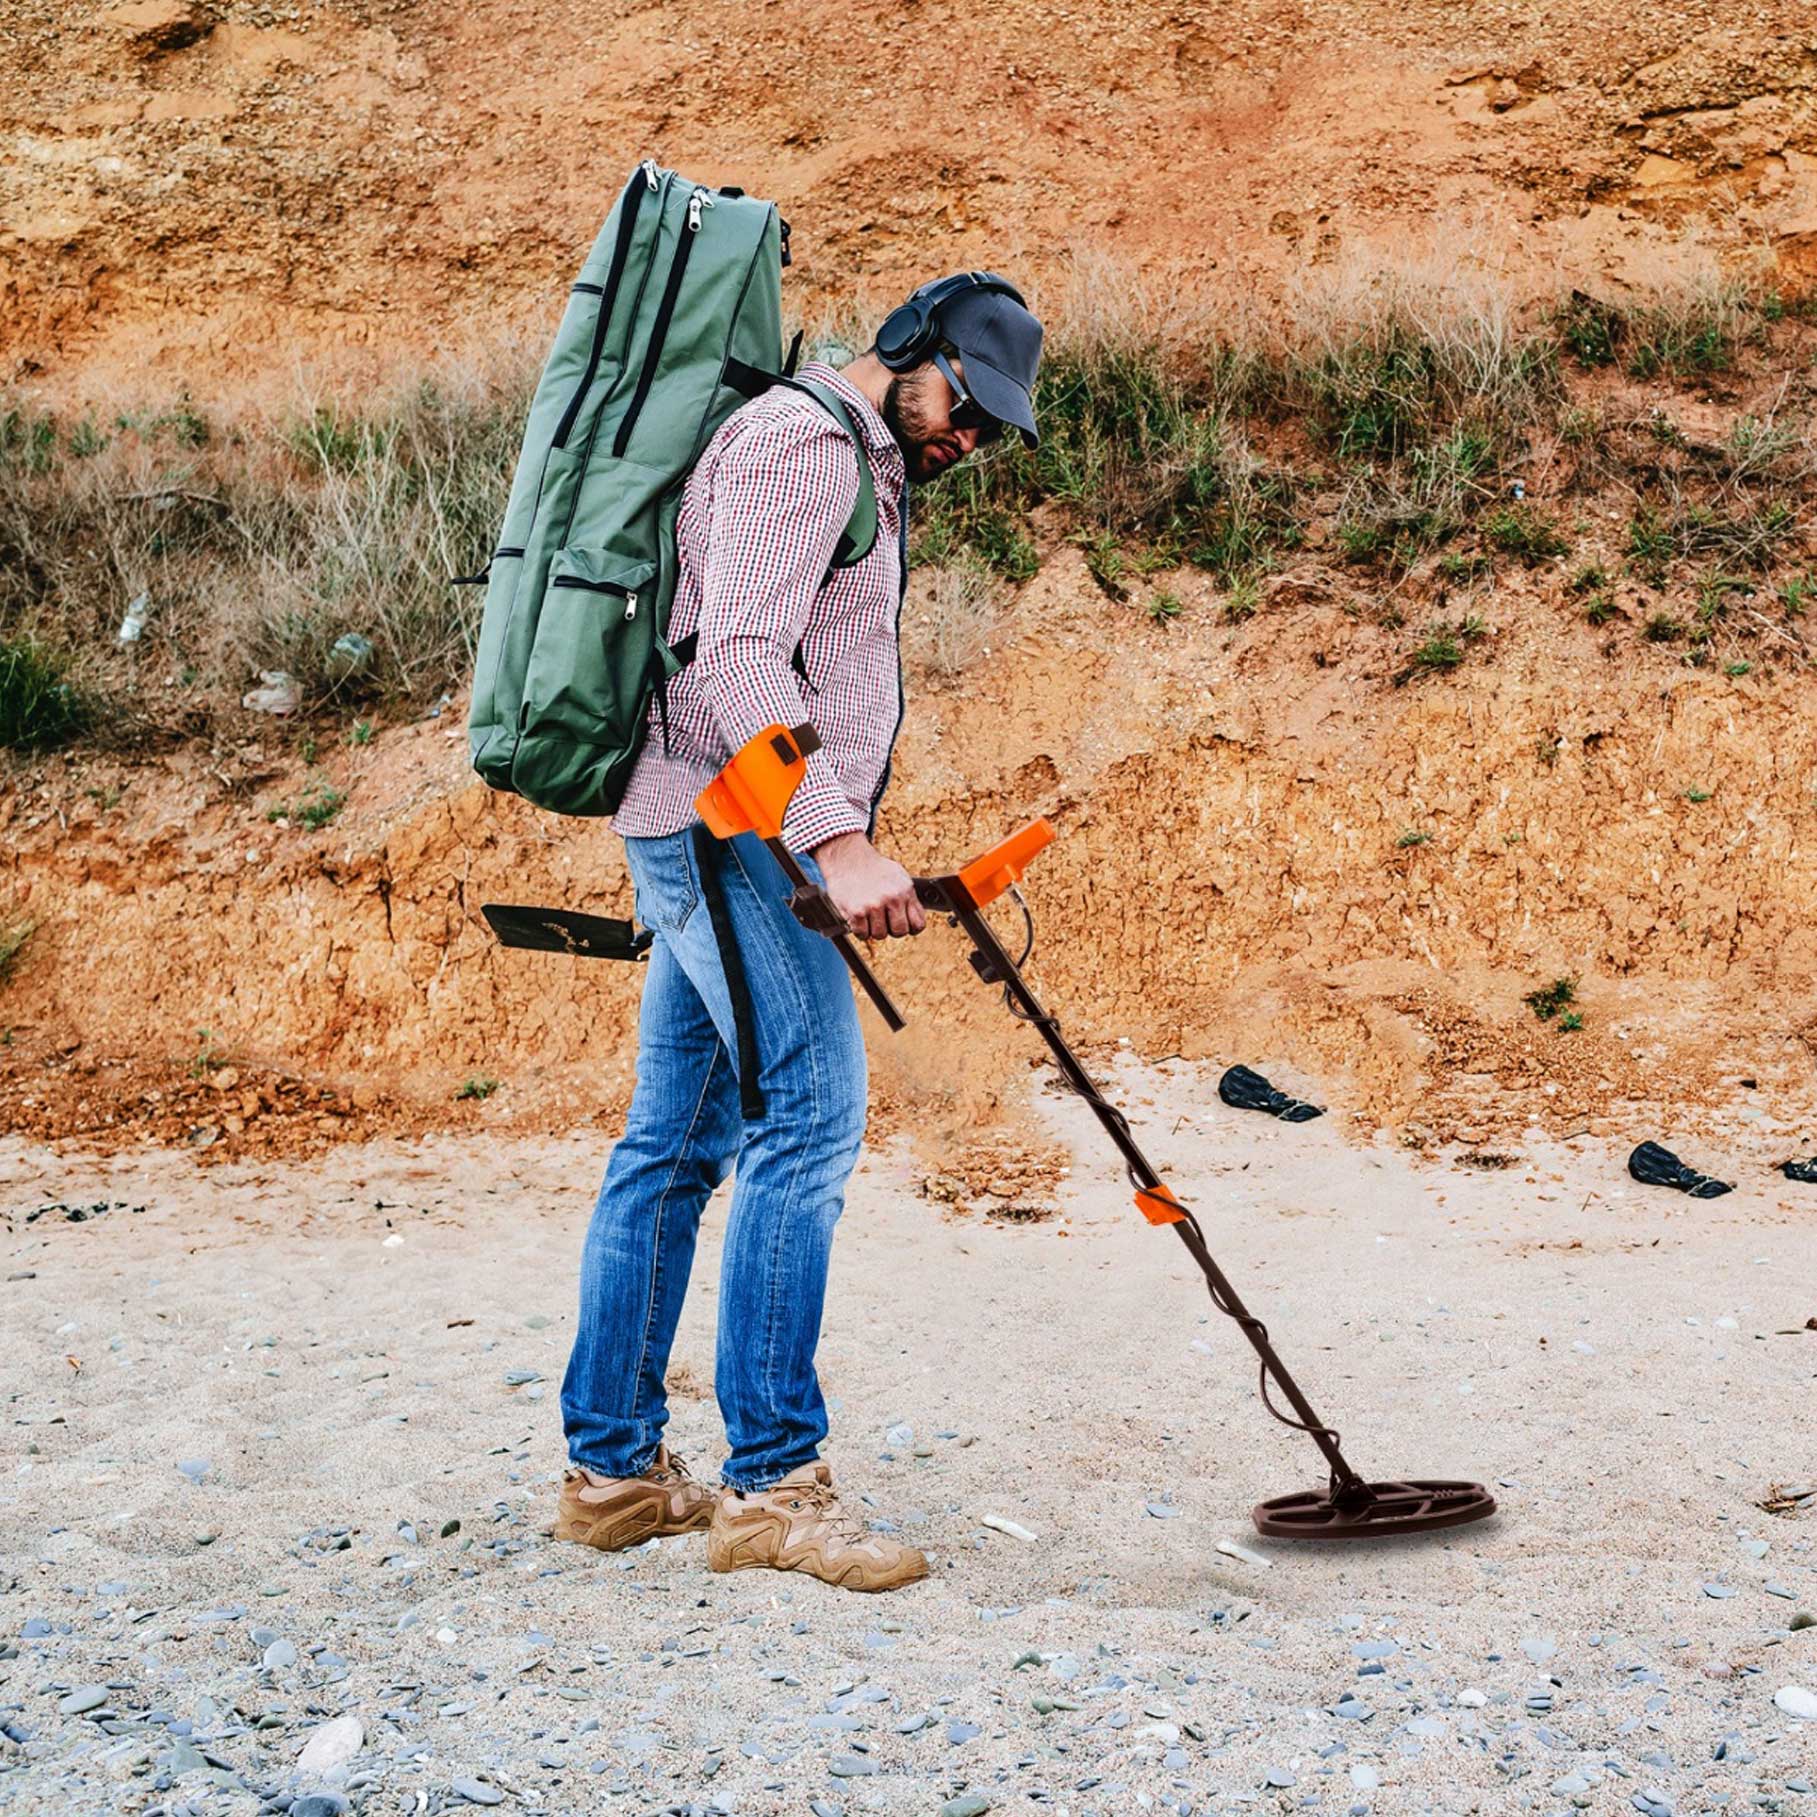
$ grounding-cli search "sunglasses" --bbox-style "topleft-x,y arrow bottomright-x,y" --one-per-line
931,349 -> 1004,444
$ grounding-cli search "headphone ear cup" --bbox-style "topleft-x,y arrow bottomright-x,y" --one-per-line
875,300 -> 928,371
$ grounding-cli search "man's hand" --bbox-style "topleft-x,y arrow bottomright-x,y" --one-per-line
811,831 -> 927,940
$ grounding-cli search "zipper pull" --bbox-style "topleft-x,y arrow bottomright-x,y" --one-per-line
641,159 -> 659,191
624,591 -> 639,622
687,191 -> 705,232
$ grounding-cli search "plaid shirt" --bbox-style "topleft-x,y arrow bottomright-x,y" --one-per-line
610,363 -> 908,853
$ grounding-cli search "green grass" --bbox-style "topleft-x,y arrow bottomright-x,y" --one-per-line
1221,575 -> 1260,623
1683,785 -> 1712,803
1558,1010 -> 1585,1032
1397,828 -> 1432,848
1484,503 -> 1570,564
1409,615 -> 1487,674
457,1075 -> 499,1101
1584,592 -> 1617,626
1643,611 -> 1686,643
0,635 -> 89,751
266,778 -> 348,831
1147,588 -> 1184,624
1523,977 -> 1577,1021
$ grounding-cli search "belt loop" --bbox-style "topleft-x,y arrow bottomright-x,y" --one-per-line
692,825 -> 766,1120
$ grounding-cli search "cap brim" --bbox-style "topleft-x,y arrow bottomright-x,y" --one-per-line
961,352 -> 1039,449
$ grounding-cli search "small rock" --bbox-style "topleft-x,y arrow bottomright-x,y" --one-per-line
1214,1537 -> 1273,1569
940,1796 -> 992,1817
176,1458 -> 210,1484
947,1720 -> 981,1745
291,1797 -> 350,1817
243,670 -> 302,716
1774,1685 -> 1817,1721
450,1778 -> 505,1806
295,1715 -> 363,1775
1145,1501 -> 1183,1519
1456,1689 -> 1487,1708
829,1754 -> 878,1777
1265,1766 -> 1297,1788
1520,1637 -> 1557,1665
1702,1582 -> 1737,1599
1789,1611 -> 1815,1631
262,1639 -> 298,1671
58,1685 -> 110,1716
810,1802 -> 844,1817
1350,1763 -> 1380,1790
980,1514 -> 1038,1543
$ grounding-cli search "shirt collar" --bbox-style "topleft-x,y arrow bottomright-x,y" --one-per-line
799,361 -> 904,480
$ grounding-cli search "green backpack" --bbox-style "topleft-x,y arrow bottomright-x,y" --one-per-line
465,160 -> 876,817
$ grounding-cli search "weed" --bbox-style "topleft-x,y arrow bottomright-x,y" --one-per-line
1568,561 -> 1608,594
85,782 -> 124,809
1484,503 -> 1570,563
1439,551 -> 1491,581
1558,404 -> 1603,445
1683,785 -> 1712,803
1222,576 -> 1261,622
0,636 -> 89,751
1537,733 -> 1562,767
189,1028 -> 227,1077
1584,592 -> 1617,626
1558,1010 -> 1585,1032
1148,588 -> 1185,624
905,554 -> 1003,677
68,416 -> 110,460
298,733 -> 318,765
1457,1150 -> 1518,1169
1559,294 -> 1619,367
1696,571 -> 1754,623
0,917 -> 35,987
1643,611 -> 1685,643
267,778 -> 348,831
1397,828 -> 1432,848
1409,615 -> 1486,674
1725,660 -> 1751,677
1523,976 -> 1577,1021
1778,572 -> 1815,617
1077,529 -> 1128,601
1625,283 -> 1743,380
457,1075 -> 499,1101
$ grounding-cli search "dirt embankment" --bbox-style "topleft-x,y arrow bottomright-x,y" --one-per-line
8,0 -> 1817,385
5,541 -> 1816,1167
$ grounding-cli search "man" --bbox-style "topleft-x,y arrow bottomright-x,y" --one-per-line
556,274 -> 1044,1592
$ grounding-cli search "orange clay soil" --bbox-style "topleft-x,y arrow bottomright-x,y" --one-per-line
8,2 -> 1817,386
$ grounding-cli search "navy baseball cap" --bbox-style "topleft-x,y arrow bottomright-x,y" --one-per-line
940,280 -> 1044,448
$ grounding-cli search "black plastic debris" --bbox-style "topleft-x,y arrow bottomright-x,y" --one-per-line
1218,1064 -> 1325,1124
1627,1141 -> 1733,1198
1780,1156 -> 1817,1184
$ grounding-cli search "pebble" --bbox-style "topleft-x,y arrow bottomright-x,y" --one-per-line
1456,1689 -> 1487,1707
21,1618 -> 51,1639
1790,1612 -> 1816,1631
1774,1685 -> 1817,1720
296,1715 -> 363,1776
1265,1766 -> 1297,1788
940,1797 -> 992,1817
1552,1769 -> 1595,1795
1145,1501 -> 1183,1519
262,1639 -> 298,1670
1521,1637 -> 1557,1664
829,1754 -> 879,1777
947,1720 -> 981,1745
58,1685 -> 110,1715
1350,1763 -> 1380,1790
1702,1582 -> 1737,1599
1215,1538 -> 1273,1569
981,1514 -> 1038,1543
810,1802 -> 844,1817
450,1778 -> 505,1806
176,1458 -> 210,1484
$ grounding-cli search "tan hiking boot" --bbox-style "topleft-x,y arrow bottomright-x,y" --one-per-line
707,1462 -> 928,1592
553,1445 -> 714,1552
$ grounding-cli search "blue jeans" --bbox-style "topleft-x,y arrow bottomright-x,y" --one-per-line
560,827 -> 868,1490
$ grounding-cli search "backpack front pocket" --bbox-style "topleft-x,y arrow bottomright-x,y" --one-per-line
513,550 -> 660,815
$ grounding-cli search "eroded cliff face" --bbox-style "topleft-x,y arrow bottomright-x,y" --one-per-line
5,546 -> 1812,1164
8,0 -> 1817,386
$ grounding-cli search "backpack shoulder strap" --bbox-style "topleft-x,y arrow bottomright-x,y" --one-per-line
786,378 -> 877,570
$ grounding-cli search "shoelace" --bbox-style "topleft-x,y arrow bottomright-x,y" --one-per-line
650,1452 -> 695,1485
787,1482 -> 868,1542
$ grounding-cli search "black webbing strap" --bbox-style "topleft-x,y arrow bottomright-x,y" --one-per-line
692,826 -> 765,1121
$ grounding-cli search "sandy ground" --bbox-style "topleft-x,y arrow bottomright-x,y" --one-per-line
2,1061 -> 1815,1817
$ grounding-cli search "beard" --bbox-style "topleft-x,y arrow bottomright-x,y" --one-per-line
881,371 -> 960,484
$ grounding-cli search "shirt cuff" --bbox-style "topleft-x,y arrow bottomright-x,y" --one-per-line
782,756 -> 867,853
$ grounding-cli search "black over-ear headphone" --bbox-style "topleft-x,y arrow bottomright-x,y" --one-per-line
873,271 -> 1027,371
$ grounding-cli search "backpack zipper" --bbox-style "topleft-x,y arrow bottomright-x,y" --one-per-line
553,165 -> 665,451
609,187 -> 711,460
550,574 -> 639,621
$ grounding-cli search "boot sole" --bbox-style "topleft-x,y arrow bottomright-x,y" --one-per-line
555,1504 -> 712,1552
707,1537 -> 927,1592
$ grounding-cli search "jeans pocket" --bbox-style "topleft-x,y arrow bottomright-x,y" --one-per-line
624,833 -> 698,938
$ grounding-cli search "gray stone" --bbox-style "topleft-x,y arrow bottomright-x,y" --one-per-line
1520,1637 -> 1557,1665
450,1779 -> 505,1806
829,1754 -> 879,1777
262,1639 -> 298,1671
1265,1766 -> 1297,1788
58,1685 -> 110,1716
291,1798 -> 350,1817
177,1458 -> 210,1484
21,1618 -> 51,1639
811,1803 -> 844,1817
940,1797 -> 992,1817
947,1720 -> 981,1745
1352,1640 -> 1396,1659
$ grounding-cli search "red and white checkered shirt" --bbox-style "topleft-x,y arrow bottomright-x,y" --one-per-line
609,362 -> 907,854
